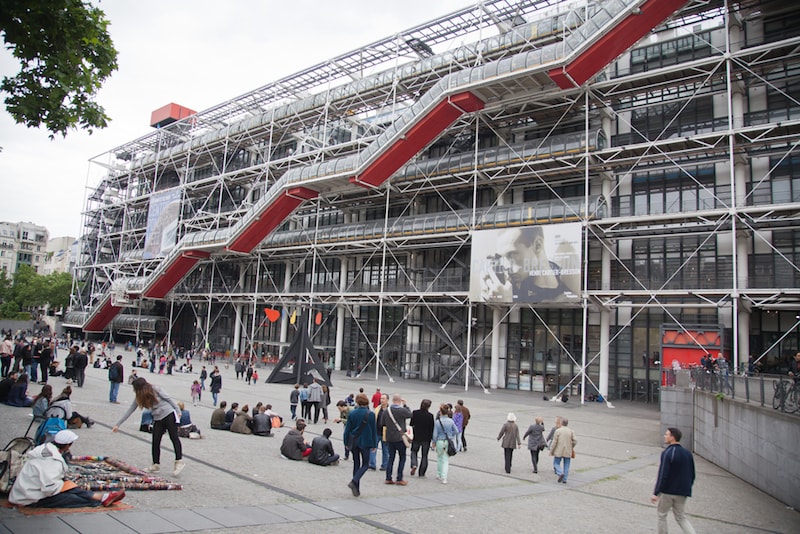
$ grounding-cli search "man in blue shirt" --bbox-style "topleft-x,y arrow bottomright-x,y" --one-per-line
651,427 -> 696,534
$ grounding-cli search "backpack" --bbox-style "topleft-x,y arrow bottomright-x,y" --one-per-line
108,362 -> 120,381
34,405 -> 68,445
0,437 -> 35,493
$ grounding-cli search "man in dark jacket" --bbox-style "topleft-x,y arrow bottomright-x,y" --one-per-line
409,399 -> 434,477
73,348 -> 88,388
651,427 -> 696,534
309,428 -> 340,466
108,355 -> 124,403
280,419 -> 311,460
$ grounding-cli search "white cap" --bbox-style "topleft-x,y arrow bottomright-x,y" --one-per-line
53,430 -> 79,445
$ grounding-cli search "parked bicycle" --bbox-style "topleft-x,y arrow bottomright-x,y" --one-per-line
772,377 -> 799,414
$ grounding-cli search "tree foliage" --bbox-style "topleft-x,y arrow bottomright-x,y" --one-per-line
0,265 -> 72,318
0,0 -> 119,138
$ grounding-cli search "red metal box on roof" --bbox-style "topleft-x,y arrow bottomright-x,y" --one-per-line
150,103 -> 196,128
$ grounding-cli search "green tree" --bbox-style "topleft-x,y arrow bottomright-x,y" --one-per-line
44,271 -> 72,309
0,0 -> 119,138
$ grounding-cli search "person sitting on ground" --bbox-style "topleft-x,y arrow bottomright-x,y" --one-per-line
8,430 -> 125,508
177,401 -> 201,438
31,384 -> 53,421
264,404 -> 284,427
230,404 -> 253,434
0,370 -> 19,403
252,405 -> 273,436
6,373 -> 34,407
128,369 -> 139,385
280,419 -> 312,460
47,386 -> 95,428
210,401 -> 231,430
309,428 -> 340,466
224,402 -> 238,427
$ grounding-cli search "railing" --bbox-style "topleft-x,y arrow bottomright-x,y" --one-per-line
661,368 -> 800,415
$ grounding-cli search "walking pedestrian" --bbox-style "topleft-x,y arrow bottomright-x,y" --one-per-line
497,412 -> 521,474
107,355 -> 124,403
289,384 -> 300,419
432,403 -> 458,484
113,377 -> 186,477
343,393 -> 378,497
209,366 -> 222,406
523,416 -> 547,474
651,427 -> 697,534
550,416 -> 576,483
457,399 -> 470,451
410,399 -> 434,477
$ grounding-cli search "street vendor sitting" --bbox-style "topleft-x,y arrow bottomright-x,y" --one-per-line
8,430 -> 125,508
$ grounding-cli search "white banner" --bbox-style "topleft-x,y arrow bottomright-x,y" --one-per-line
143,189 -> 181,259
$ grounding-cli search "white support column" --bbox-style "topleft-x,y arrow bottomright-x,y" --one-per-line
233,304 -> 243,355
335,256 -> 348,371
490,307 -> 503,389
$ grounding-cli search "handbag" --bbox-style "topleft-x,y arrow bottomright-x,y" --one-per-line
386,406 -> 411,447
438,420 -> 457,456
571,449 -> 576,459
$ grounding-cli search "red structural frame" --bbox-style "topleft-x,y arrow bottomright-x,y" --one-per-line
548,0 -> 688,89
143,250 -> 211,299
227,187 -> 318,253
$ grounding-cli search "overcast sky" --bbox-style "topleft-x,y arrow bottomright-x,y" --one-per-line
0,0 -> 475,239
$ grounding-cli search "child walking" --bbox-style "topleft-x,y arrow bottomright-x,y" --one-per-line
190,380 -> 201,406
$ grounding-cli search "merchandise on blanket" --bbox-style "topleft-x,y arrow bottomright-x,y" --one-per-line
67,456 -> 182,491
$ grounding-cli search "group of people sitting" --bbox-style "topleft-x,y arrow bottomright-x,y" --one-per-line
139,401 -> 201,439
1,372 -> 95,430
209,400 -> 284,436
279,418 -> 340,467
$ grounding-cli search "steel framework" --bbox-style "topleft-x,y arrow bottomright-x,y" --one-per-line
67,0 -> 800,401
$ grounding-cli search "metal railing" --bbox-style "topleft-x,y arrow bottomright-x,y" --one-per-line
661,368 -> 800,415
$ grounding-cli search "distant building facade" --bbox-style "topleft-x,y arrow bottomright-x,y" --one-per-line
43,236 -> 77,276
0,221 -> 49,276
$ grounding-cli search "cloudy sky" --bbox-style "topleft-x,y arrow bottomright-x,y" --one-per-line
0,0 -> 475,238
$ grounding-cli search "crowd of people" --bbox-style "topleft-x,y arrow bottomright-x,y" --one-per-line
2,329 -> 700,533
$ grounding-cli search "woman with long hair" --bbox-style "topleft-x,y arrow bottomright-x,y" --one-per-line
31,384 -> 53,420
432,403 -> 458,484
112,377 -> 185,476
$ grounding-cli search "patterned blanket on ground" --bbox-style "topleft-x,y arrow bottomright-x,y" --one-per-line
66,456 -> 182,491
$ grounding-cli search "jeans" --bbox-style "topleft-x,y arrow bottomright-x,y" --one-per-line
529,448 -> 542,472
553,456 -> 571,481
212,391 -> 218,406
0,355 -> 10,377
435,439 -> 450,481
290,404 -> 297,419
657,493 -> 697,534
350,445 -> 371,490
369,439 -> 389,469
76,368 -> 86,387
109,381 -> 120,402
31,487 -> 100,508
151,413 -> 182,464
31,359 -> 39,382
385,441 -> 407,482
410,440 -> 430,476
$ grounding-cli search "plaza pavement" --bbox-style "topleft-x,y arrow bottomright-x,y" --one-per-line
0,358 -> 797,534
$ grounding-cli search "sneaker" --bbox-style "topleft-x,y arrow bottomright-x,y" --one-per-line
410,467 -> 417,475
557,474 -> 564,483
147,463 -> 160,473
396,480 -> 408,486
101,489 -> 125,507
347,480 -> 360,497
173,460 -> 186,476
85,419 -> 95,428
441,479 -> 447,484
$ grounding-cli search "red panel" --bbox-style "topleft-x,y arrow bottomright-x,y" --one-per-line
150,103 -> 197,128
353,92 -> 484,188
548,0 -> 688,89
144,255 -> 202,299
83,299 -> 122,332
227,187 -> 318,253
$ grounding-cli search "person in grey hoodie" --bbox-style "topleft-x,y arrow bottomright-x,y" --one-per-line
112,377 -> 185,477
307,378 -> 323,423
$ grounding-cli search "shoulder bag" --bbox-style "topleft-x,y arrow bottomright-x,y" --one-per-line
387,407 -> 411,447
438,420 -> 457,456
347,412 -> 369,451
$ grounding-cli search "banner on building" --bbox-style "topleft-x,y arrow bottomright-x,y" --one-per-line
469,222 -> 582,305
143,189 -> 181,259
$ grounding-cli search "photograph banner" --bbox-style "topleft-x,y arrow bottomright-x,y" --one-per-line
143,189 -> 181,259
469,222 -> 582,304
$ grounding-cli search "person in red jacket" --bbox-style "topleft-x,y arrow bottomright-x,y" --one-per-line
371,388 -> 382,408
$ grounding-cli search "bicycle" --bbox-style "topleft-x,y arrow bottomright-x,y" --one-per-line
772,377 -> 799,414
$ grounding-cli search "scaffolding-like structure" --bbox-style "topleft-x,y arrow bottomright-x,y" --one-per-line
66,0 -> 800,401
